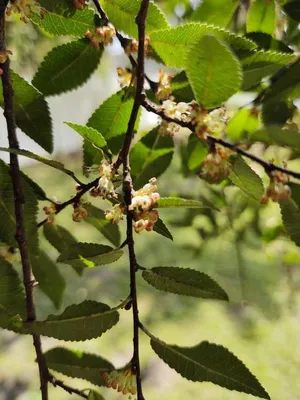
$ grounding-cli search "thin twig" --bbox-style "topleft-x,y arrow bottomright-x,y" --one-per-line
0,9 -> 49,400
49,375 -> 88,399
142,98 -> 300,180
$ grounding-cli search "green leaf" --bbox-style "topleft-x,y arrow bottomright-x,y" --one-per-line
187,136 -> 208,171
65,122 -> 107,148
190,0 -> 239,28
0,307 -> 23,333
84,205 -> 121,247
247,0 -> 276,35
88,391 -> 106,400
153,218 -> 173,241
226,108 -> 259,141
44,347 -> 113,386
43,224 -> 84,275
241,50 -> 296,90
57,243 -> 123,270
280,198 -> 300,247
229,157 -> 264,202
32,39 -> 103,96
86,89 -> 137,163
0,160 -> 39,255
25,300 -> 119,341
283,1 -> 300,22
250,125 -> 300,150
150,23 -> 256,69
0,70 -> 53,153
171,71 -> 194,103
31,3 -> 95,37
150,337 -> 270,399
100,0 -> 169,38
245,32 -> 293,53
21,171 -> 47,201
0,258 -> 26,317
142,267 -> 228,300
262,100 -> 293,126
0,147 -> 81,182
185,35 -> 242,108
157,197 -> 217,210
38,0 -> 75,15
31,251 -> 66,309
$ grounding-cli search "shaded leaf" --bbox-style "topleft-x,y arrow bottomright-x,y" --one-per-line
153,218 -> 173,241
32,39 -> 103,96
57,242 -> 123,270
229,157 -> 264,201
280,198 -> 300,247
190,0 -> 239,28
25,301 -> 119,341
0,70 -> 53,153
150,337 -> 270,399
142,267 -> 228,300
250,125 -> 300,150
0,307 -> 23,333
283,1 -> 300,22
84,204 -> 121,247
45,347 -> 113,386
0,258 -> 26,317
185,35 -> 242,108
150,23 -> 256,69
100,0 -> 168,38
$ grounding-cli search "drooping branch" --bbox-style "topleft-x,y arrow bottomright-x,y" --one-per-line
0,9 -> 49,400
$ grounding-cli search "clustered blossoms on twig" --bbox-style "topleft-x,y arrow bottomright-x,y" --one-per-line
88,160 -> 117,199
85,24 -> 116,49
261,163 -> 291,204
6,0 -> 46,22
117,67 -> 136,88
43,198 -> 60,224
102,365 -> 137,399
105,178 -> 160,233
124,36 -> 150,56
155,69 -> 173,101
200,146 -> 232,183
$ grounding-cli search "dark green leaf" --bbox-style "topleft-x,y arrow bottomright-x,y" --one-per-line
84,205 -> 121,247
31,251 -> 66,309
142,267 -> 228,300
153,218 -> 173,241
250,125 -> 300,150
283,1 -> 300,22
245,32 -> 293,53
185,35 -> 242,108
0,258 -> 26,317
150,337 -> 270,399
25,301 -> 119,341
20,171 -> 47,200
44,347 -> 113,386
280,198 -> 300,247
32,39 -> 103,96
57,242 -> 123,270
229,157 -> 264,201
0,70 -> 53,153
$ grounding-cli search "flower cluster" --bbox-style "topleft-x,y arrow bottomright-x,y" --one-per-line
6,0 -> 45,22
124,37 -> 150,56
72,204 -> 88,222
0,243 -> 20,263
200,146 -> 232,182
86,24 -> 116,49
105,178 -> 160,233
161,99 -> 190,121
102,367 -> 137,398
73,0 -> 86,10
43,202 -> 57,224
156,70 -> 173,101
261,165 -> 291,204
117,67 -> 136,88
191,106 -> 228,140
89,160 -> 117,199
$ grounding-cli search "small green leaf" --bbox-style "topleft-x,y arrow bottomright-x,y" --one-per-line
0,258 -> 26,317
57,243 -> 123,270
32,39 -> 103,96
142,267 -> 228,300
84,205 -> 121,247
0,70 -> 53,153
226,109 -> 259,141
65,122 -> 107,148
280,198 -> 300,247
190,0 -> 239,28
150,337 -> 270,399
88,391 -> 106,400
31,3 -> 95,37
0,307 -> 24,333
0,147 -> 80,182
100,0 -> 169,38
25,301 -> 119,341
187,136 -> 208,171
153,218 -> 173,241
150,23 -> 256,69
250,125 -> 300,150
31,251 -> 66,309
157,197 -> 216,210
247,0 -> 276,35
185,35 -> 242,108
229,157 -> 264,201
44,347 -> 113,386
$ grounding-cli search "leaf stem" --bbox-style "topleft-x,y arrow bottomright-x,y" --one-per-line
0,9 -> 49,400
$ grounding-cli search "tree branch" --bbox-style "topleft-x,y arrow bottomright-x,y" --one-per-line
49,375 -> 88,399
0,9 -> 49,400
142,98 -> 300,180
